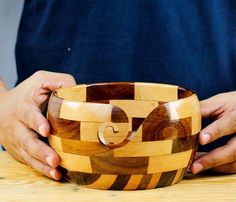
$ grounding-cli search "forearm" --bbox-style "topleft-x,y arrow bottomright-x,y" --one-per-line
0,76 -> 8,97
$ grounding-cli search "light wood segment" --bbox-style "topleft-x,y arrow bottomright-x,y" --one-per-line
48,135 -> 63,151
109,100 -> 159,118
191,114 -> 201,135
171,168 -> 184,185
113,140 -> 173,157
57,151 -> 92,173
60,101 -> 113,122
146,173 -> 162,189
80,122 -> 129,142
148,150 -> 192,174
166,94 -> 200,120
57,85 -> 87,102
123,175 -> 143,190
134,82 -> 178,102
85,174 -> 117,189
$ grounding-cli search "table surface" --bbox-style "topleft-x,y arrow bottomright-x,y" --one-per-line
1,151 -> 236,202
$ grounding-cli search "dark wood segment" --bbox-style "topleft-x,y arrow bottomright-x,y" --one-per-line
49,117 -> 81,140
61,139 -> 113,156
142,117 -> 192,141
156,170 -> 177,188
171,134 -> 199,153
90,156 -> 149,175
143,104 -> 170,120
136,174 -> 153,190
108,175 -> 131,190
178,88 -> 193,99
111,106 -> 129,123
132,118 -> 145,131
47,93 -> 64,135
86,82 -> 135,102
66,172 -> 101,185
47,92 -> 63,117
48,92 -> 81,139
90,100 -> 110,104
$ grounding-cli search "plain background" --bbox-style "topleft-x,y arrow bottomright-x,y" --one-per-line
0,0 -> 24,88
0,0 -> 24,150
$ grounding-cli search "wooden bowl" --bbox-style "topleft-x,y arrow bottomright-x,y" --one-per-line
47,82 -> 201,190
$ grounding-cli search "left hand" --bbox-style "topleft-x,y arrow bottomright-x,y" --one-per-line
191,92 -> 236,174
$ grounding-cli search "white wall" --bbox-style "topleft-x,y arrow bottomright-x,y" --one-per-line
0,0 -> 24,88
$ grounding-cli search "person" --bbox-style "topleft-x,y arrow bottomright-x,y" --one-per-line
0,0 -> 235,180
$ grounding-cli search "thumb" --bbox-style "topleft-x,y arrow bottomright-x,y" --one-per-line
36,71 -> 76,92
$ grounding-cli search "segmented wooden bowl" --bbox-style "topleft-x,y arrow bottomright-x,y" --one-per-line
47,82 -> 201,190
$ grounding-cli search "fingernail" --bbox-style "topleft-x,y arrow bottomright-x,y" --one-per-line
38,125 -> 46,136
192,163 -> 204,174
201,133 -> 211,145
49,169 -> 57,179
46,156 -> 53,167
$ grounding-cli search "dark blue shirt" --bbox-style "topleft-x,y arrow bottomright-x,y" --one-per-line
15,0 -> 236,151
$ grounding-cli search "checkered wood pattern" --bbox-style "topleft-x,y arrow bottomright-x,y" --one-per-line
47,82 -> 201,190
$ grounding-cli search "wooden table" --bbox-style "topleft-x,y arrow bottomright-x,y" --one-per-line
1,151 -> 236,202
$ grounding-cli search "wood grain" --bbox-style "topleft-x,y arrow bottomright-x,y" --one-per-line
109,99 -> 159,118
142,117 -> 192,141
57,85 -> 87,102
86,82 -> 135,102
134,82 -> 178,101
47,82 -> 201,189
1,152 -> 236,201
49,135 -> 198,157
56,150 -> 192,174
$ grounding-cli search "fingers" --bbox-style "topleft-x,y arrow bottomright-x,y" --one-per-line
21,148 -> 62,180
200,95 -> 224,118
17,103 -> 50,137
191,138 -> 236,174
17,122 -> 60,168
211,161 -> 236,174
199,111 -> 236,145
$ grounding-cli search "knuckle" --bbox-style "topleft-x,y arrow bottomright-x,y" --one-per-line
37,162 -> 48,175
33,70 -> 46,79
63,74 -> 76,84
22,154 -> 31,167
234,149 -> 236,162
226,116 -> 236,130
231,165 -> 236,174
202,157 -> 218,169
226,163 -> 236,174
213,125 -> 222,139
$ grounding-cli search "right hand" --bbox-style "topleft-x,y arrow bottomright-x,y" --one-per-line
0,71 -> 76,180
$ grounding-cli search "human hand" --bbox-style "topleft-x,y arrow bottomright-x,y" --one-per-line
191,92 -> 236,174
0,71 -> 76,180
